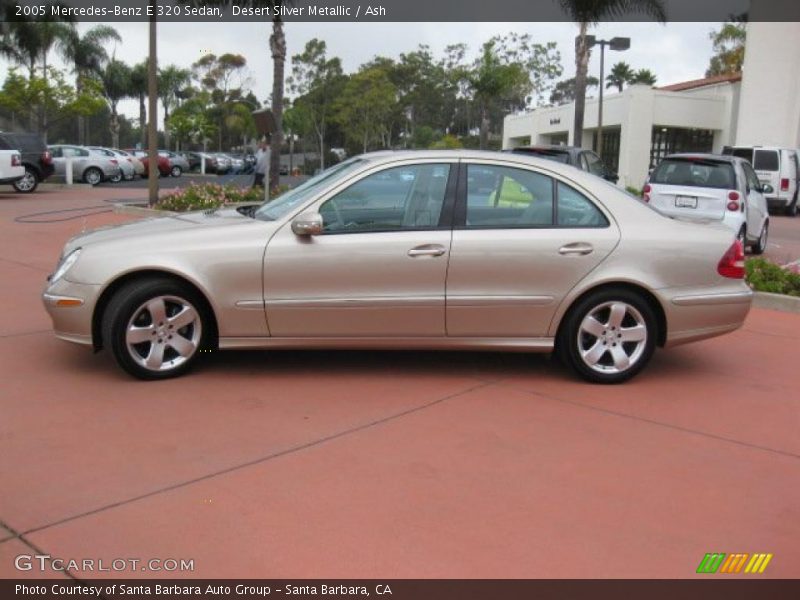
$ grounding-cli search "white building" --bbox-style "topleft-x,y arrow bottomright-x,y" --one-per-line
502,22 -> 800,189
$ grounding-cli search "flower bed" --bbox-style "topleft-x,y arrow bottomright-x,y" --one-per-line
157,183 -> 267,212
746,258 -> 800,297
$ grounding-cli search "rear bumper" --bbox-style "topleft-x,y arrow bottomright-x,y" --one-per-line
662,286 -> 753,347
0,174 -> 24,184
766,196 -> 792,209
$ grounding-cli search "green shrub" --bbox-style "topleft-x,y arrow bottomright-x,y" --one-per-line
157,183 -> 280,212
625,185 -> 642,197
745,258 -> 800,297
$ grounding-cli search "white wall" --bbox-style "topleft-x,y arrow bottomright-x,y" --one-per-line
736,22 -> 800,147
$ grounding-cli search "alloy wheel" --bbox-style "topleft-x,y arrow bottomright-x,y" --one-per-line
577,301 -> 648,375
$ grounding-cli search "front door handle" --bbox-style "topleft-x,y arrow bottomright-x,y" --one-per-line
559,242 -> 594,256
408,244 -> 447,258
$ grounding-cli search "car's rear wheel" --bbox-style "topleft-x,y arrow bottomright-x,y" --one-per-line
737,225 -> 747,247
102,278 -> 211,380
752,221 -> 769,255
170,165 -> 182,177
558,288 -> 657,384
109,171 -> 122,183
787,195 -> 798,217
83,167 -> 102,186
13,168 -> 38,193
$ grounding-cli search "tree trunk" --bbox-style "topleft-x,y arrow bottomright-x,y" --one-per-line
139,93 -> 147,148
317,131 -> 324,171
572,21 -> 591,147
479,103 -> 489,150
163,103 -> 170,149
110,109 -> 120,149
76,75 -> 85,145
269,17 -> 286,192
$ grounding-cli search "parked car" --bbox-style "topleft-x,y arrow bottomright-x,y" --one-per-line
645,154 -> 770,254
111,148 -> 144,177
42,150 -> 752,383
48,144 -> 121,186
0,150 -> 25,187
219,153 -> 245,174
158,150 -> 190,177
0,131 -> 54,193
722,145 -> 799,216
509,145 -> 619,183
212,153 -> 232,175
126,150 -> 171,177
88,147 -> 135,182
180,151 -> 202,172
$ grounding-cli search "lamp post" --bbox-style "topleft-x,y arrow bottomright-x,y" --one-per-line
584,36 -> 630,164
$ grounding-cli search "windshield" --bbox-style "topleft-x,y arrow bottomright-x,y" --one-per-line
650,158 -> 736,189
254,158 -> 367,221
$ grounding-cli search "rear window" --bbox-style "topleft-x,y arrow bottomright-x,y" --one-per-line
651,158 -> 736,189
753,150 -> 779,171
728,147 -> 754,163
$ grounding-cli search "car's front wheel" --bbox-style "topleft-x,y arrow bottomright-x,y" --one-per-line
13,168 -> 39,193
558,288 -> 657,384
102,278 -> 211,380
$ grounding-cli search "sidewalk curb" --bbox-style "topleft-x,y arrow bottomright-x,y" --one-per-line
39,182 -> 94,190
753,292 -> 800,314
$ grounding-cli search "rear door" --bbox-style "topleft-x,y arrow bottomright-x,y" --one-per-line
445,160 -> 619,338
648,158 -> 735,221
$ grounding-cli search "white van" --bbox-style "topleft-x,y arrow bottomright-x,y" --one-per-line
722,146 -> 799,216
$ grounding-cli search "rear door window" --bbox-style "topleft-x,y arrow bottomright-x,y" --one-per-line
651,159 -> 735,189
753,150 -> 779,171
729,147 -> 754,163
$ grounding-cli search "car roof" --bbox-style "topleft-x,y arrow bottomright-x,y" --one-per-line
663,153 -> 740,164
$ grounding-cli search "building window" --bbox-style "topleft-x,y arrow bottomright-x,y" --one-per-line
649,127 -> 714,170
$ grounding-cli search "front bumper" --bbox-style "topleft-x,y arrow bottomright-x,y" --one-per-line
42,279 -> 102,346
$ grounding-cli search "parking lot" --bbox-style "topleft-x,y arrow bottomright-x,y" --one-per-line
1,185 -> 799,579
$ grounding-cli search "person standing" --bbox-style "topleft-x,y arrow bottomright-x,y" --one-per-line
252,138 -> 271,197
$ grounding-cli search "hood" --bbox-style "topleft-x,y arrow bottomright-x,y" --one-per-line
62,207 -> 259,255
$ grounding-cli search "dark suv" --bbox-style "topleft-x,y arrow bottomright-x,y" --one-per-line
0,132 -> 54,193
509,145 -> 618,183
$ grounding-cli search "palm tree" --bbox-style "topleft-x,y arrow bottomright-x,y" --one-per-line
606,61 -> 634,92
630,68 -> 658,86
158,65 -> 192,149
101,59 -> 131,149
59,25 -> 121,144
129,61 -> 149,148
557,0 -> 666,147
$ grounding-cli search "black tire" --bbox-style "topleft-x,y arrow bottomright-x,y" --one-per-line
752,221 -> 768,255
170,165 -> 182,177
787,195 -> 798,217
83,167 -> 103,186
109,171 -> 122,183
737,225 -> 747,248
13,167 -> 39,193
557,288 -> 658,384
102,277 -> 212,380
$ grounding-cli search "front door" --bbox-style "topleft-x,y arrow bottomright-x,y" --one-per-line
264,162 -> 456,337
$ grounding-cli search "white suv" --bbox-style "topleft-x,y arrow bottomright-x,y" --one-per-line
645,154 -> 771,254
723,146 -> 799,216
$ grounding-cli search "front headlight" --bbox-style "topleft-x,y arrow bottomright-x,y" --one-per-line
51,248 -> 82,283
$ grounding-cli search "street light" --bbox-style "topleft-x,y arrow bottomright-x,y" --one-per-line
583,36 -> 630,166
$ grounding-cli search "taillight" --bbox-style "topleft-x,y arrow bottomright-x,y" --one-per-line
42,150 -> 52,165
642,184 -> 651,203
11,153 -> 21,167
781,178 -> 789,191
728,191 -> 740,201
717,240 -> 745,279
727,201 -> 739,211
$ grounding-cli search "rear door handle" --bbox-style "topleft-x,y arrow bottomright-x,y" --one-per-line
408,244 -> 447,258
559,242 -> 594,256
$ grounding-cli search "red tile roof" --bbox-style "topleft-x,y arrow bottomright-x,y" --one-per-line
658,72 -> 742,92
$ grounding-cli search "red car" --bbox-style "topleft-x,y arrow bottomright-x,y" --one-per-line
125,150 -> 171,177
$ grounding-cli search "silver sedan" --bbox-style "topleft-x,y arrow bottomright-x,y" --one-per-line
42,151 -> 752,383
49,145 -> 121,185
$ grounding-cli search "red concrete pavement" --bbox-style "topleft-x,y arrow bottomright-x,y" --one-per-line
1,186 -> 798,579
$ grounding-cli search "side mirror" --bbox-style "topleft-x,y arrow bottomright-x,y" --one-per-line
291,212 -> 323,236
760,183 -> 774,195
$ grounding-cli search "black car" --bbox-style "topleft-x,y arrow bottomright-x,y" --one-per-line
509,145 -> 618,183
0,131 -> 55,193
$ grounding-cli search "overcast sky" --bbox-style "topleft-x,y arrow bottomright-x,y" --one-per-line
1,21 -> 720,126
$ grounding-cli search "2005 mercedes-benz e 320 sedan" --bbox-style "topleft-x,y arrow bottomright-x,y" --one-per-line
43,150 -> 753,383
